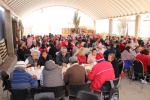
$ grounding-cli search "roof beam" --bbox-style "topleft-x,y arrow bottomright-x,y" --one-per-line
0,0 -> 19,17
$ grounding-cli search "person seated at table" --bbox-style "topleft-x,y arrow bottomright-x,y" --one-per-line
55,40 -> 62,51
42,60 -> 64,87
66,40 -> 74,56
121,46 -> 134,70
120,40 -> 125,53
56,47 -> 70,66
10,61 -> 38,89
147,45 -> 150,54
38,50 -> 52,67
104,44 -> 116,60
131,46 -> 142,58
39,43 -> 48,53
87,53 -> 115,90
76,47 -> 87,64
64,56 -> 87,85
126,40 -> 133,48
49,43 -> 57,60
87,48 -> 97,64
25,51 -> 39,67
108,53 -> 120,78
72,42 -> 79,55
84,39 -> 91,48
136,49 -> 150,73
114,41 -> 121,60
121,46 -> 133,60
17,41 -> 31,61
30,40 -> 37,49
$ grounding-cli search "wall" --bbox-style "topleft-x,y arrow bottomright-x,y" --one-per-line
0,9 -> 5,40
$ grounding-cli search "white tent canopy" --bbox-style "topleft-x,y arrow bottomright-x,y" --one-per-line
2,0 -> 150,20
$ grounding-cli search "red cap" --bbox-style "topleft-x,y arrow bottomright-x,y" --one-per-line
96,52 -> 104,60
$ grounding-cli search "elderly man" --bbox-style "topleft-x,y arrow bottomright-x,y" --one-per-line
25,50 -> 39,67
10,61 -> 38,89
64,56 -> 87,85
87,53 -> 115,90
56,47 -> 70,66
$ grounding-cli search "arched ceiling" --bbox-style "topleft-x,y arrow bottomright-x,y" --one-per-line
2,0 -> 150,20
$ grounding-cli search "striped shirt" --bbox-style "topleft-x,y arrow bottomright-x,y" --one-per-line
10,68 -> 38,89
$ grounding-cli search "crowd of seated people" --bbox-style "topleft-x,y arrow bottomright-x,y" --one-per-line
12,33 -> 150,99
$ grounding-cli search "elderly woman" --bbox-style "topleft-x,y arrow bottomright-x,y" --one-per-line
25,51 -> 39,67
87,48 -> 97,64
76,47 -> 87,64
10,61 -> 38,89
56,47 -> 70,66
64,56 -> 87,85
42,60 -> 64,87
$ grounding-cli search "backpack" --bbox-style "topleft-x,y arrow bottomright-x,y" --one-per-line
109,80 -> 119,100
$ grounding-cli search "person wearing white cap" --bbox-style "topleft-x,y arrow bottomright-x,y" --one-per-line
10,61 -> 38,89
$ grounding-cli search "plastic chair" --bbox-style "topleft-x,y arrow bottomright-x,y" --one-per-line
68,83 -> 91,99
34,92 -> 55,100
0,71 -> 11,100
31,88 -> 41,99
118,59 -> 124,75
131,59 -> 149,89
10,89 -> 29,100
41,86 -> 65,100
99,78 -> 120,100
76,91 -> 101,100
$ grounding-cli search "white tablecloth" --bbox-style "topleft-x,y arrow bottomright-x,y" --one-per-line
61,63 -> 95,74
26,66 -> 44,80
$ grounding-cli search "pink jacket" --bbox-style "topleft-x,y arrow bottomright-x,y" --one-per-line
121,50 -> 132,60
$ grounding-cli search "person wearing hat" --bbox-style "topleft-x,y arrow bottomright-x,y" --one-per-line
10,61 -> 38,89
64,56 -> 87,85
87,53 -> 115,90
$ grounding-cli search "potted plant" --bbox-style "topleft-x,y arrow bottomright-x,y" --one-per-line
73,11 -> 80,34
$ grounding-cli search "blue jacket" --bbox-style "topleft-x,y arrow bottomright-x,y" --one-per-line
56,52 -> 70,66
123,60 -> 133,69
10,68 -> 38,89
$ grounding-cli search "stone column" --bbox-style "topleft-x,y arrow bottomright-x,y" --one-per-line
4,9 -> 14,55
135,15 -> 141,39
109,19 -> 113,36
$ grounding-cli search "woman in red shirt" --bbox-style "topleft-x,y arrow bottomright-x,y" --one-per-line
120,40 -> 125,52
136,49 -> 150,73
76,48 -> 87,64
39,43 -> 48,53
